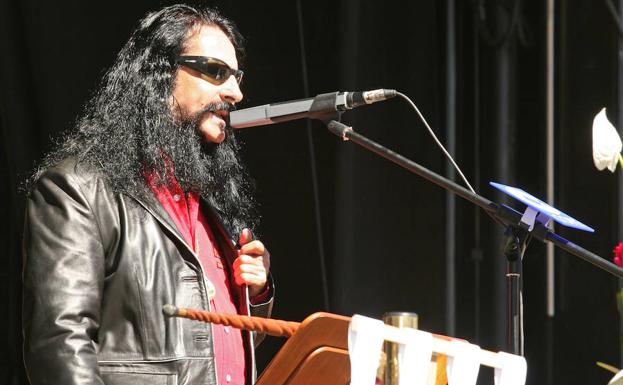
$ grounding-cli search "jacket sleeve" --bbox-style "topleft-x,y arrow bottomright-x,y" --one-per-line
22,166 -> 106,385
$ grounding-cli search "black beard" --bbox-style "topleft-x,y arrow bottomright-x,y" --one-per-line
145,103 -> 258,235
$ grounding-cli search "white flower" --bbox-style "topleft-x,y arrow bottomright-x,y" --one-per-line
592,107 -> 622,172
609,369 -> 623,385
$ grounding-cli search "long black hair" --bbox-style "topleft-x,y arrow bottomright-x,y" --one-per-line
27,4 -> 258,235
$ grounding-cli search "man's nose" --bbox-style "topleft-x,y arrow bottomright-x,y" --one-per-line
219,76 -> 243,104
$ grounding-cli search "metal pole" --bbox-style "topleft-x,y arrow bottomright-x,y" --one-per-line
492,5 -> 515,350
546,0 -> 556,319
445,0 -> 457,337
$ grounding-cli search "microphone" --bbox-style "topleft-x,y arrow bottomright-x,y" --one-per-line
229,89 -> 397,129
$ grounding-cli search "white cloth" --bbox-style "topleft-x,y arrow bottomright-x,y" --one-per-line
397,328 -> 434,385
592,107 -> 622,172
348,315 -> 385,385
493,352 -> 527,385
446,340 -> 481,385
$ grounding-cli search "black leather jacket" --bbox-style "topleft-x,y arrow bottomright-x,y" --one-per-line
22,158 -> 273,385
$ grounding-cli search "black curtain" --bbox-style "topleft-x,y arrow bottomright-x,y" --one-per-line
1,1 -> 620,384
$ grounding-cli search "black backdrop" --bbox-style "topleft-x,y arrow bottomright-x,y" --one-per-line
1,1 -> 621,384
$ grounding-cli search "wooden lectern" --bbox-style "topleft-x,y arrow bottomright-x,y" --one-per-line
256,312 -> 352,385
163,306 -> 525,385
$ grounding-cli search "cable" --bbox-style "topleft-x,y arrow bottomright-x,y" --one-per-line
295,0 -> 330,311
396,92 -> 476,194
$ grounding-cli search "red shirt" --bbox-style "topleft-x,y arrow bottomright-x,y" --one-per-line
147,176 -> 246,385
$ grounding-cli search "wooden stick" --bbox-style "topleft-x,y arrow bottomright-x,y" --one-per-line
163,304 -> 300,337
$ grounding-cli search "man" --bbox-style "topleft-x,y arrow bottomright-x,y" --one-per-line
22,4 -> 273,385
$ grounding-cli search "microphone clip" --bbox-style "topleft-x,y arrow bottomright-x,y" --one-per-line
309,92 -> 347,121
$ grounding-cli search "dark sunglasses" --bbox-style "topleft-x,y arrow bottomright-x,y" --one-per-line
176,56 -> 244,85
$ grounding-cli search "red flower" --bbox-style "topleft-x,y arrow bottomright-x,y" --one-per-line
614,242 -> 623,267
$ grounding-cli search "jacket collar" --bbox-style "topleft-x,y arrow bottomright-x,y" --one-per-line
127,187 -> 191,251
127,187 -> 239,257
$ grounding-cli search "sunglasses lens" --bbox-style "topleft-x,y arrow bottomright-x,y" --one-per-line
203,61 -> 227,82
234,72 -> 243,84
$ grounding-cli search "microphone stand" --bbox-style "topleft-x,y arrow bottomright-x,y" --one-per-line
323,118 -> 623,355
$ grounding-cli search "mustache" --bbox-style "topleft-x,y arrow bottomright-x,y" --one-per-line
189,101 -> 235,127
198,101 -> 235,115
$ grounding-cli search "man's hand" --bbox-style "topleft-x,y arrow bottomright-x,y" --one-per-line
233,228 -> 270,298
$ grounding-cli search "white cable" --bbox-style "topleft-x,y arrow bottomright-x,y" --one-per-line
396,91 -> 476,194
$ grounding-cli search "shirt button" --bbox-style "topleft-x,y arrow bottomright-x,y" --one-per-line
226,374 -> 232,382
173,194 -> 181,202
224,326 -> 230,334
